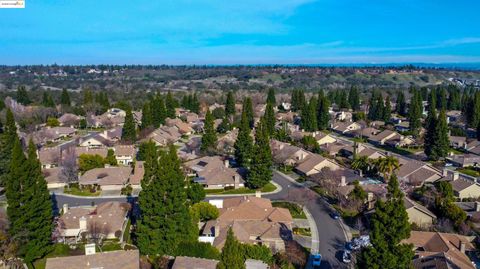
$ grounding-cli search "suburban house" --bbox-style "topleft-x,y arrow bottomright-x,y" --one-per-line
46,248 -> 139,269
313,131 -> 337,145
29,127 -> 77,145
320,141 -> 349,156
450,135 -> 467,149
79,167 -> 132,191
75,146 -> 108,159
145,126 -> 182,146
331,121 -> 362,134
216,129 -> 238,154
368,130 -> 401,146
295,154 -> 340,176
38,147 -> 62,168
113,145 -> 135,165
404,197 -> 437,228
172,256 -> 219,269
450,177 -> 480,199
129,161 -> 144,189
403,231 -> 475,269
446,110 -> 463,123
200,196 -> 293,252
350,127 -> 380,140
56,202 -> 131,243
397,160 -> 442,186
466,140 -> 480,155
184,156 -> 245,189
166,118 -> 194,135
447,154 -> 480,167
58,113 -> 83,127
43,167 -> 67,189
270,140 -> 311,166
78,134 -> 113,148
394,121 -> 410,132
340,144 -> 385,160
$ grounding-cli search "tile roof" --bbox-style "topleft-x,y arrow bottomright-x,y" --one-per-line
113,145 -> 135,157
172,256 -> 219,269
79,167 -> 132,186
450,178 -> 477,192
184,156 -> 244,186
45,250 -> 139,269
75,146 -> 109,158
129,161 -> 144,185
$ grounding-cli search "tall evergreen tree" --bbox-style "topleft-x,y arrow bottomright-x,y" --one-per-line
21,141 -> 54,262
247,117 -> 272,188
60,88 -> 71,106
122,108 -> 136,143
225,92 -> 236,117
201,110 -> 217,153
16,86 -> 31,105
317,90 -> 330,130
42,92 -> 55,108
166,91 -> 177,119
358,175 -> 413,269
267,88 -> 276,105
264,102 -> 276,136
301,96 -> 318,132
140,102 -> 153,130
217,228 -> 246,269
408,89 -> 422,135
136,145 -> 195,255
152,95 -> 167,127
234,111 -> 254,168
5,138 -> 24,238
437,87 -> 447,111
424,91 -> 438,160
383,95 -> 392,122
435,109 -> 450,160
348,86 -> 360,111
242,97 -> 254,129
338,90 -> 349,109
83,88 -> 94,105
396,91 -> 407,117
0,109 -> 17,186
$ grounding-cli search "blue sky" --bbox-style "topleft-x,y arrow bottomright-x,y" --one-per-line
1,0 -> 479,65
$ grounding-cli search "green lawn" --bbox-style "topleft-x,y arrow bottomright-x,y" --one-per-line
272,201 -> 306,219
457,168 -> 480,177
64,186 -> 101,197
31,244 -> 72,269
205,182 -> 276,195
123,219 -> 132,244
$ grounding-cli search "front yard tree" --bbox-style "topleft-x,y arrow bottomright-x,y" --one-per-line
358,175 -> 413,269
234,111 -> 254,168
396,91 -> 407,116
122,107 -> 136,143
5,138 -> 25,238
424,91 -> 438,160
166,91 -> 177,119
317,90 -> 330,130
225,92 -> 236,117
348,86 -> 360,111
267,88 -> 276,105
217,228 -> 246,269
408,88 -> 423,135
383,95 -> 392,122
140,102 -> 153,130
0,109 -> 17,186
136,145 -> 195,255
264,102 -> 276,136
201,109 -> 217,153
247,117 -> 272,189
243,97 -> 254,129
435,109 -> 450,159
152,94 -> 167,127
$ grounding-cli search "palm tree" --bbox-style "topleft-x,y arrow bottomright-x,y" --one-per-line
351,156 -> 370,175
374,156 -> 400,180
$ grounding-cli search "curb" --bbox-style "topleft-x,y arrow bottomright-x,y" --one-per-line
303,205 -> 320,254
206,180 -> 283,198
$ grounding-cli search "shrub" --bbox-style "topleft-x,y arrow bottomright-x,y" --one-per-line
175,241 -> 220,260
191,202 -> 219,221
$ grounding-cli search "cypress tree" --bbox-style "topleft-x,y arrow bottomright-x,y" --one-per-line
437,87 -> 447,111
470,91 -> 480,129
338,90 -> 349,109
264,102 -> 276,136
234,111 -> 254,169
217,115 -> 232,134
136,145 -> 195,255
408,89 -> 422,135
16,86 -> 31,105
0,109 -> 17,186
424,91 -> 438,160
317,90 -> 330,130
22,140 -> 54,262
383,95 -> 392,122
358,175 -> 413,269
348,86 -> 360,111
267,88 -> 276,105
225,92 -> 236,117
5,137 -> 25,237
60,88 -> 71,106
435,109 -> 450,160
166,91 -> 176,118
217,228 -> 246,269
140,102 -> 153,130
83,88 -> 94,105
247,117 -> 272,189
201,109 -> 217,153
396,91 -> 407,117
42,92 -> 55,108
122,108 -> 136,143
242,97 -> 254,129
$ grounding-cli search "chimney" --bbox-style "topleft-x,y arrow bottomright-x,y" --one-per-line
442,169 -> 448,177
255,191 -> 262,198
234,175 -> 240,189
460,241 -> 466,254
340,176 -> 346,187
85,243 -> 96,256
224,160 -> 229,168
79,216 -> 87,231
476,202 -> 480,212
63,204 -> 69,214
453,172 -> 459,181
103,130 -> 108,137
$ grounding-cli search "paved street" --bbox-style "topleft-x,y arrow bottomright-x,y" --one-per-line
52,170 -> 348,268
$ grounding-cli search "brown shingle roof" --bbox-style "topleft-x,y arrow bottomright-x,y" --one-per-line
45,250 -> 139,269
172,256 -> 218,269
79,167 -> 132,186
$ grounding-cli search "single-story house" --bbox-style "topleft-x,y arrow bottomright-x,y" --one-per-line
450,136 -> 467,149
113,145 -> 135,165
404,197 -> 437,228
397,160 -> 442,187
184,156 -> 245,189
450,177 -> 480,199
331,121 -> 362,134
313,132 -> 337,145
46,249 -> 139,269
172,256 -> 218,269
79,167 -> 132,191
295,154 -> 340,176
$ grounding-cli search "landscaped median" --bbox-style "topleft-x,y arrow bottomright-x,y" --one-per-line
63,184 -> 101,197
272,201 -> 307,219
204,182 -> 278,195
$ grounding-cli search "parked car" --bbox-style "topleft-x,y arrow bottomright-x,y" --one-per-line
347,235 -> 371,251
312,254 -> 322,268
329,212 -> 340,220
